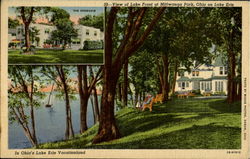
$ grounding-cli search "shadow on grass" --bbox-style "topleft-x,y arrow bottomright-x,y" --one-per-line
208,100 -> 241,113
88,124 -> 241,149
116,108 -> 215,137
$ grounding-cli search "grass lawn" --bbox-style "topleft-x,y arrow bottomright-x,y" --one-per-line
8,49 -> 103,64
37,98 -> 241,149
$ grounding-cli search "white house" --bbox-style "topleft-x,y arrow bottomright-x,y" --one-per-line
175,56 -> 228,95
71,25 -> 104,50
8,23 -> 103,50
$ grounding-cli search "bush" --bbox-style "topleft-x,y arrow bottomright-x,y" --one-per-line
83,40 -> 103,50
192,90 -> 201,95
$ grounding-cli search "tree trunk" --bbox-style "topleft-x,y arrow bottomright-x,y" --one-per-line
93,86 -> 100,122
12,107 -> 37,147
122,59 -> 128,106
30,103 -> 37,145
118,83 -> 122,102
24,25 -> 31,51
29,73 -> 38,146
162,54 -> 170,102
77,66 -> 88,133
171,60 -> 179,96
57,66 -> 74,139
237,82 -> 241,101
20,7 -> 34,51
92,68 -> 121,144
156,61 -> 163,94
90,95 -> 96,124
227,50 -> 237,103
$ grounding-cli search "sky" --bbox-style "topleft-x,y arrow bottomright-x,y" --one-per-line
8,7 -> 104,24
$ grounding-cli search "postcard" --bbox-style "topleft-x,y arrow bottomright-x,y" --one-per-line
0,0 -> 249,158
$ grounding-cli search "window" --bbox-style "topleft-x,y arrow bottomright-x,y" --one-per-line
224,67 -> 228,74
196,71 -> 199,76
18,28 -> 23,34
94,31 -> 97,36
215,81 -> 223,92
11,33 -> 16,36
220,67 -> 223,75
192,71 -> 195,76
221,81 -> 223,91
45,29 -> 50,34
178,82 -> 181,87
182,82 -> 185,89
201,82 -> 204,90
178,72 -> 184,77
215,81 -> 218,91
186,82 -> 189,87
86,29 -> 89,35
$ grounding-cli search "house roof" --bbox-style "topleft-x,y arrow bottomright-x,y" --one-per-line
211,76 -> 227,80
190,78 -> 204,81
213,56 -> 226,66
177,77 -> 190,81
200,78 -> 212,81
200,76 -> 227,81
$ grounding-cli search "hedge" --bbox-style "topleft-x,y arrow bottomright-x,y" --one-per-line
83,40 -> 103,50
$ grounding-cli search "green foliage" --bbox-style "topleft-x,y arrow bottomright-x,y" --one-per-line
50,8 -> 78,48
208,7 -> 242,78
83,40 -> 103,50
129,50 -> 159,95
38,98 -> 241,149
191,90 -> 201,95
41,66 -> 78,102
8,17 -> 20,28
78,14 -> 104,31
15,7 -> 50,23
29,26 -> 40,45
8,66 -> 46,124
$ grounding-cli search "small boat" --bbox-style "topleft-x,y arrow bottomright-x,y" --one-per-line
45,83 -> 54,108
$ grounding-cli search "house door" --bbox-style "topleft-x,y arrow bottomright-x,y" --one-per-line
182,82 -> 185,90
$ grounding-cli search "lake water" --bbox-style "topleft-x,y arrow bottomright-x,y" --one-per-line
8,94 -> 99,149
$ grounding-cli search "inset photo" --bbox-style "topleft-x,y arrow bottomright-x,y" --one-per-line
8,7 -> 104,64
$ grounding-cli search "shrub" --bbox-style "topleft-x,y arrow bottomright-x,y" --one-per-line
83,40 -> 103,50
192,90 -> 201,95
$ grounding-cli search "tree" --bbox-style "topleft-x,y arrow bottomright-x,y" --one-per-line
77,65 -> 102,133
129,50 -> 159,106
92,7 -> 166,144
78,14 -> 104,31
208,8 -> 241,103
122,59 -> 128,106
50,8 -> 78,49
41,66 -> 75,139
8,17 -> 20,28
8,66 -> 45,146
29,26 -> 40,46
15,7 -> 49,51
